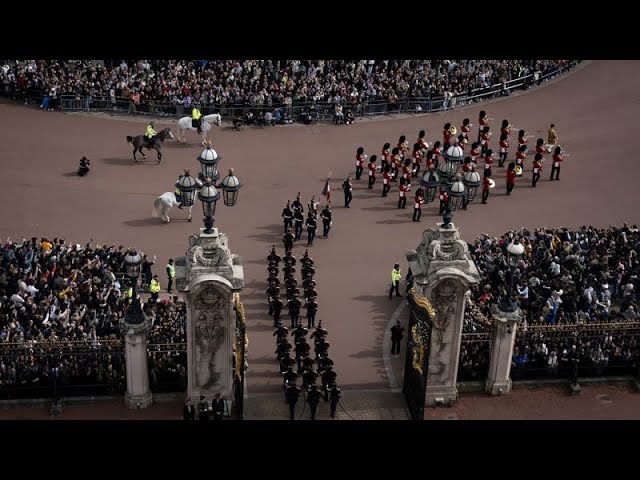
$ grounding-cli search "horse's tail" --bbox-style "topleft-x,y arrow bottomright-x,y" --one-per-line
126,135 -> 134,145
152,196 -> 162,218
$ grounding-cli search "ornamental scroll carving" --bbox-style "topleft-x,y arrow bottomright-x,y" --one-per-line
195,287 -> 227,389
431,279 -> 459,344
415,229 -> 467,269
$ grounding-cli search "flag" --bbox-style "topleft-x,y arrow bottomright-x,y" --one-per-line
321,177 -> 331,202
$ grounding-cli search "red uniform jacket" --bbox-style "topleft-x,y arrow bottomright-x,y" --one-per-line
368,162 -> 376,177
417,137 -> 428,151
402,165 -> 411,179
499,139 -> 509,153
383,171 -> 392,184
552,154 -> 563,167
412,151 -> 422,166
501,127 -> 510,137
399,184 -> 409,197
461,124 -> 471,139
470,148 -> 481,161
516,151 -> 526,165
443,130 -> 452,145
482,176 -> 491,191
507,169 -> 516,185
532,160 -> 543,173
481,131 -> 491,146
414,194 -> 425,209
356,153 -> 365,168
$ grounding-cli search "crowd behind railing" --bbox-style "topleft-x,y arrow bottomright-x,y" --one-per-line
457,225 -> 640,381
0,59 -> 580,123
0,236 -> 186,398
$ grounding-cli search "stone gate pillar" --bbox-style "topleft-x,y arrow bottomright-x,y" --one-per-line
176,228 -> 244,407
485,306 -> 520,395
406,219 -> 479,406
123,317 -> 153,409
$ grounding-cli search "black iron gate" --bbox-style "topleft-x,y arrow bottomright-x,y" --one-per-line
402,289 -> 434,420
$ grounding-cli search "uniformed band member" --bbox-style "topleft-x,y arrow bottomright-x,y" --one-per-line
390,147 -> 401,181
284,384 -> 301,420
281,201 -> 293,233
302,367 -> 318,390
547,123 -> 558,147
307,212 -> 318,245
550,146 -> 563,180
291,193 -> 304,216
321,366 -> 337,401
283,366 -> 298,388
288,296 -> 302,327
270,295 -> 283,326
302,273 -> 316,292
389,263 -> 402,299
417,130 -> 429,153
293,209 -> 304,241
307,195 -> 319,217
329,385 -> 341,418
506,162 -> 516,196
355,146 -> 367,180
273,322 -> 288,341
267,245 -> 281,266
477,110 -> 489,143
397,135 -> 408,159
515,145 -> 527,174
443,122 -> 453,149
532,153 -> 543,188
483,149 -> 494,178
307,385 -> 321,420
411,143 -> 422,178
381,142 -> 391,173
301,262 -> 316,279
343,175 -> 353,208
438,187 -> 449,215
283,228 -> 294,252
498,133 -> 509,167
367,155 -> 377,189
413,187 -> 425,222
398,177 -> 409,209
460,118 -> 472,142
481,174 -> 491,204
321,204 -> 332,237
382,164 -> 392,197
480,126 -> 491,155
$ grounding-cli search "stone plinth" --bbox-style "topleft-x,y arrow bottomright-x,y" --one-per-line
485,306 -> 520,396
177,228 -> 244,407
123,317 -> 153,409
406,222 -> 479,407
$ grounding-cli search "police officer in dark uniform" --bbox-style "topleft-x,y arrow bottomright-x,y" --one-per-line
329,385 -> 341,418
293,209 -> 304,241
321,204 -> 332,237
306,211 -> 317,246
390,319 -> 405,355
305,296 -> 318,328
307,385 -> 321,420
283,228 -> 294,253
284,383 -> 301,420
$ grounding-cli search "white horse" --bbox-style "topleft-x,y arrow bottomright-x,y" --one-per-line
176,113 -> 222,146
152,192 -> 197,223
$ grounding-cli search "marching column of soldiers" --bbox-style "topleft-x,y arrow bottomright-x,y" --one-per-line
267,245 -> 341,420
281,193 -> 333,249
345,120 -> 565,218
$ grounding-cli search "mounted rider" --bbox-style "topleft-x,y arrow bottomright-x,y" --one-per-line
145,121 -> 157,148
174,169 -> 189,210
192,106 -> 203,134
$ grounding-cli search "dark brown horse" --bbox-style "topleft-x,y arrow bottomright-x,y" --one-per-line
126,127 -> 174,163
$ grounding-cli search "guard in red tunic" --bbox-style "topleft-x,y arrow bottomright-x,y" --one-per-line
469,142 -> 481,163
532,153 -> 543,188
397,135 -> 408,159
402,158 -> 412,182
425,150 -> 436,171
431,141 -> 442,168
515,145 -> 527,173
483,149 -> 494,178
417,130 -> 429,153
367,155 -> 377,189
498,133 -> 509,167
381,164 -> 392,197
506,162 -> 516,196
550,146 -> 564,181
481,174 -> 491,204
443,123 -> 453,149
438,187 -> 449,215
500,119 -> 511,138
381,142 -> 391,173
457,134 -> 468,152
517,129 -> 529,151
477,110 -> 489,143
398,177 -> 410,209
413,187 -> 425,222
462,156 -> 476,173
355,146 -> 367,180
390,147 -> 401,181
461,118 -> 472,142
535,138 -> 547,156
411,143 -> 422,178
480,126 -> 491,155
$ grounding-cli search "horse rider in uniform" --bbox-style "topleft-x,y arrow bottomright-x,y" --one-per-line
145,121 -> 157,148
192,106 -> 203,134
174,169 -> 191,210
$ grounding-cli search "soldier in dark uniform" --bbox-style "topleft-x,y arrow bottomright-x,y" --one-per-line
283,228 -> 294,253
306,211 -> 317,246
294,337 -> 310,371
302,274 -> 316,292
273,322 -> 289,342
267,245 -> 281,266
280,353 -> 295,373
266,281 -> 280,302
285,275 -> 298,292
291,323 -> 309,342
310,321 -> 328,343
305,296 -> 318,328
343,175 -> 353,208
267,262 -> 279,279
283,251 -> 297,266
316,354 -> 334,374
302,367 -> 318,390
198,395 -> 209,421
315,339 -> 330,360
293,209 -> 304,241
390,319 -> 405,355
271,295 -> 283,326
283,262 -> 296,278
276,339 -> 292,360
304,286 -> 318,302
288,296 -> 302,327
281,201 -> 293,233
329,385 -> 341,418
284,383 -> 301,420
282,366 -> 298,388
291,192 -> 304,216
301,262 -> 316,278
321,366 -> 337,401
321,204 -> 332,238
307,385 -> 321,420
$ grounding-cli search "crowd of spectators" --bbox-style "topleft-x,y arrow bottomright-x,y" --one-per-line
1,60 -> 576,117
458,225 -> 640,381
0,236 -> 186,397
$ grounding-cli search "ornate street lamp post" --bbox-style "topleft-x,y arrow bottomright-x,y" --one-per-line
123,249 -> 146,325
498,239 -> 525,313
